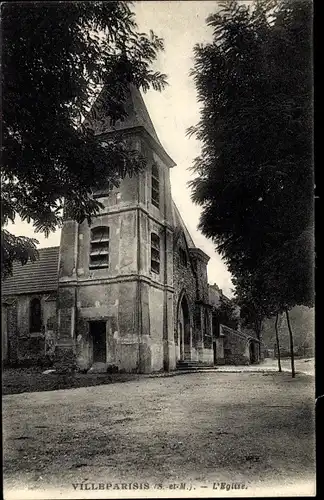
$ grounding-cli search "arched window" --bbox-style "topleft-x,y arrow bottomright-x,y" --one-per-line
179,247 -> 187,267
151,163 -> 160,208
89,226 -> 109,268
30,298 -> 42,333
151,233 -> 160,274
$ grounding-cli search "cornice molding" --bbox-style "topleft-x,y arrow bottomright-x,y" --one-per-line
58,274 -> 174,294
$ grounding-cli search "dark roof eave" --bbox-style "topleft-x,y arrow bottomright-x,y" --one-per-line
2,287 -> 57,298
95,126 -> 176,169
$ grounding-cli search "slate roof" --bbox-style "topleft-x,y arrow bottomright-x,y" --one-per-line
83,84 -> 176,168
2,246 -> 59,296
172,201 -> 196,248
220,324 -> 260,342
85,84 -> 161,144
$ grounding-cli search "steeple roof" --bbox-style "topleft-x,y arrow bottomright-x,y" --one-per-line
84,84 -> 175,167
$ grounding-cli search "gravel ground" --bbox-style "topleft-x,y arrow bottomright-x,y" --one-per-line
3,371 -> 315,498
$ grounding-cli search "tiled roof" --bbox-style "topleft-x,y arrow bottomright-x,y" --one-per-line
2,246 -> 59,296
220,324 -> 260,342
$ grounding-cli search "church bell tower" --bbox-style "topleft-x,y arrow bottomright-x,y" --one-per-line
56,85 -> 177,373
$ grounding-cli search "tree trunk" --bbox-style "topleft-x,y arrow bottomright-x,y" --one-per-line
285,308 -> 295,378
275,312 -> 282,372
257,318 -> 262,361
254,317 -> 262,361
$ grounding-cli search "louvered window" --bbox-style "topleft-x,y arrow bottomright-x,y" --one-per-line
92,182 -> 110,199
151,233 -> 160,274
151,163 -> 160,208
89,226 -> 109,268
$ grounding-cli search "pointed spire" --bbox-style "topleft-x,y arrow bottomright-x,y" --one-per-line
87,84 -> 161,143
84,84 -> 175,168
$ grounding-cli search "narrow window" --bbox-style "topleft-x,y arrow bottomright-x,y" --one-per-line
30,298 -> 42,333
179,247 -> 187,267
151,163 -> 160,208
89,226 -> 109,268
151,233 -> 160,274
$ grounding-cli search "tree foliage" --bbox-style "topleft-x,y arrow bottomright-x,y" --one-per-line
214,294 -> 239,331
189,0 -> 313,319
1,1 -> 166,278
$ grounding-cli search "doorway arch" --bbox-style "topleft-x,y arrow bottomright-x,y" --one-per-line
177,292 -> 191,361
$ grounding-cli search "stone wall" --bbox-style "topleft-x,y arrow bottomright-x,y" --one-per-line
222,325 -> 260,365
214,337 -> 225,365
173,232 -> 213,364
173,233 -> 198,332
2,306 -> 8,362
2,293 -> 57,364
2,301 -> 18,364
223,331 -> 250,365
70,281 -> 149,373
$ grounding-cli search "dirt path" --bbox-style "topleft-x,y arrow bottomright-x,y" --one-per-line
3,372 -> 315,498
216,357 -> 315,376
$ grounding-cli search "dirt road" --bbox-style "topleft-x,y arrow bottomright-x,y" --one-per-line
3,371 -> 315,498
216,357 -> 315,376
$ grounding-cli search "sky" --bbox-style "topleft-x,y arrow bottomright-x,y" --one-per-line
6,1 -> 234,296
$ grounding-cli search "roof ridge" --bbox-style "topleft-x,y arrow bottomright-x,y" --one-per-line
37,246 -> 59,251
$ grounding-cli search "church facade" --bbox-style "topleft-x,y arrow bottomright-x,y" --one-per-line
2,86 -> 218,373
2,86 -> 261,372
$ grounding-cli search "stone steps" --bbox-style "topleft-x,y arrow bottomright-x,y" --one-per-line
88,362 -> 108,374
176,360 -> 215,371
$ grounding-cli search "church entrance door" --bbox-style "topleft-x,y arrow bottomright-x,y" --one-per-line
90,321 -> 107,363
179,321 -> 184,361
178,294 -> 191,361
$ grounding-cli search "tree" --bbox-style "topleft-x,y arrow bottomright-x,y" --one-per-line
233,268 -> 284,370
274,313 -> 282,373
213,294 -> 239,332
1,1 -> 167,278
188,0 -> 313,376
262,305 -> 314,357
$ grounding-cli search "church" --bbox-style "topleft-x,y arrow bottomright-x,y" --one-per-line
2,86 -> 261,373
